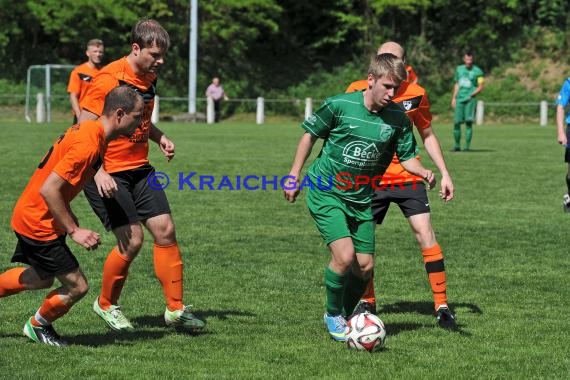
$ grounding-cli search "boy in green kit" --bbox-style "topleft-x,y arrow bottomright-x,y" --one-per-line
283,53 -> 436,342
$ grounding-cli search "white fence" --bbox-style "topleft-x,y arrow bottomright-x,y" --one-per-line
164,98 -> 553,126
26,95 -> 555,126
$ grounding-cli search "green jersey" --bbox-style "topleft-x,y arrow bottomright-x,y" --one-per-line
454,64 -> 484,103
302,91 -> 418,204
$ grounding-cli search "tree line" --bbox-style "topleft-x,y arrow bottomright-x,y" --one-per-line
1,0 -> 568,116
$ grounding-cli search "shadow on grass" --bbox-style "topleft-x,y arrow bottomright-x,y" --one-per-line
379,300 -> 482,336
130,308 -> 256,328
68,329 -> 175,346
450,148 -> 495,153
0,308 -> 259,347
379,300 -> 482,316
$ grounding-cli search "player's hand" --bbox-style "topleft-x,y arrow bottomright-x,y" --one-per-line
94,170 -> 118,198
451,98 -> 456,109
283,175 -> 300,203
422,170 -> 436,190
439,174 -> 454,202
557,130 -> 567,146
159,135 -> 175,162
69,228 -> 101,251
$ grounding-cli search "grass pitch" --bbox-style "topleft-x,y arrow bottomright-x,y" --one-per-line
0,120 -> 568,379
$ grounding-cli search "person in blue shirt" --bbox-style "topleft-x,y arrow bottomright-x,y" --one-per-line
556,77 -> 570,212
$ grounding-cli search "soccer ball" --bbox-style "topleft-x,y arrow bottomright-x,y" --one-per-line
346,312 -> 386,352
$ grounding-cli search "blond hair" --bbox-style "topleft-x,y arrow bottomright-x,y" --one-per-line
368,53 -> 406,83
86,39 -> 103,49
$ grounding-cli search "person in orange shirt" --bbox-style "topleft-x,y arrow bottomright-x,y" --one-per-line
0,86 -> 143,346
79,19 -> 205,332
67,39 -> 104,123
406,65 -> 418,84
346,42 -> 457,329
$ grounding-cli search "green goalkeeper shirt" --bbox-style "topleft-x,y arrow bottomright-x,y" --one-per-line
454,64 -> 484,103
302,91 -> 418,205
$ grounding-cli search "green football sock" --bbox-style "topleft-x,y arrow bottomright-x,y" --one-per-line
324,267 -> 348,316
343,271 -> 369,317
465,122 -> 473,149
453,124 -> 461,149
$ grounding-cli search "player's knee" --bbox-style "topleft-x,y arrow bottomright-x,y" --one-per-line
69,282 -> 89,302
356,255 -> 374,276
153,221 -> 176,244
360,263 -> 374,279
119,235 -> 144,257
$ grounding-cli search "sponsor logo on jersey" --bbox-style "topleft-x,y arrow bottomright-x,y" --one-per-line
378,125 -> 393,142
396,96 -> 422,113
342,141 -> 381,167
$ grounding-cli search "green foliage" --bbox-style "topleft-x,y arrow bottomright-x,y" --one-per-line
0,0 -> 569,121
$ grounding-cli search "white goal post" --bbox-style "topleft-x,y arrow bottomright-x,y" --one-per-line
25,64 -> 75,123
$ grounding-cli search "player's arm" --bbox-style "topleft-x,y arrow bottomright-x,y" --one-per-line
284,132 -> 318,203
556,81 -> 570,146
149,123 -> 175,161
557,104 -> 567,146
76,107 -> 118,197
400,157 -> 436,190
69,93 -> 81,119
418,126 -> 454,202
78,109 -> 99,123
40,172 -> 101,250
471,76 -> 485,98
67,71 -> 81,118
77,107 -> 118,197
451,82 -> 459,108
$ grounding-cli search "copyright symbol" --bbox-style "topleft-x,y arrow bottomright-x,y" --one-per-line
148,171 -> 170,190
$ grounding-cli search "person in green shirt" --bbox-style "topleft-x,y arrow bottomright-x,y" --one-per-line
451,50 -> 484,151
283,53 -> 436,342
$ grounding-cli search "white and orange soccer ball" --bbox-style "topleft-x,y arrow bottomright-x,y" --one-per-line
346,312 -> 387,352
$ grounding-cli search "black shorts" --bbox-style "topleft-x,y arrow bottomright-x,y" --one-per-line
371,182 -> 430,225
11,233 -> 79,280
83,164 -> 171,231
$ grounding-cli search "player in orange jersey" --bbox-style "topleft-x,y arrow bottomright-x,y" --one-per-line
406,65 -> 418,84
0,86 -> 143,346
78,19 -> 205,332
346,42 -> 457,329
67,39 -> 104,123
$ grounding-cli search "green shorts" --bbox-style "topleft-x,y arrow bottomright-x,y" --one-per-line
306,188 -> 375,253
454,97 -> 476,123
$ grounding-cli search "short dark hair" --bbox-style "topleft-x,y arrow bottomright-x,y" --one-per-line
464,50 -> 473,56
131,19 -> 170,51
102,86 -> 143,116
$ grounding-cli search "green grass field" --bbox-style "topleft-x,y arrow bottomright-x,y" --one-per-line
0,120 -> 568,379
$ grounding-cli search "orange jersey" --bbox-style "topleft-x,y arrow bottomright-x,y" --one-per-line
11,121 -> 105,241
406,65 -> 418,84
345,79 -> 368,93
82,57 -> 156,173
67,62 -> 101,109
345,78 -> 432,185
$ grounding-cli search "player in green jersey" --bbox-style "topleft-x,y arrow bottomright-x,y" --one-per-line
451,50 -> 484,151
283,53 -> 436,342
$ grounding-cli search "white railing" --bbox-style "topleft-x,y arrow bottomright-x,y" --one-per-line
475,100 -> 551,126
22,95 -> 557,126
